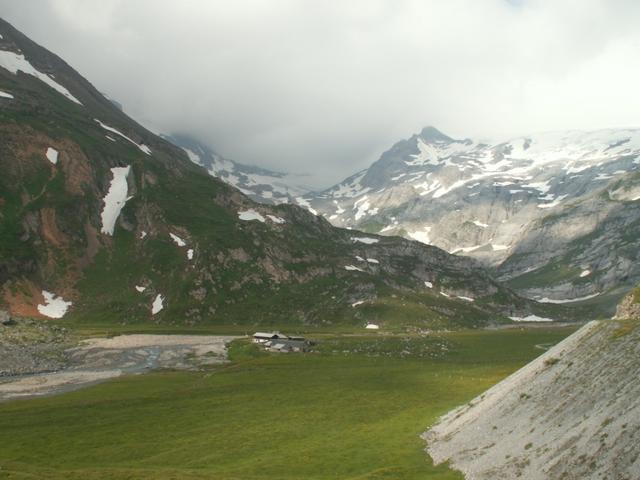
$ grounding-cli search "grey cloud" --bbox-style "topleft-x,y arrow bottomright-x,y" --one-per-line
1,0 -> 639,187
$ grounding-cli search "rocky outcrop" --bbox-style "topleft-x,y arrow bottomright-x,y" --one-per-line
615,287 -> 640,319
423,318 -> 640,479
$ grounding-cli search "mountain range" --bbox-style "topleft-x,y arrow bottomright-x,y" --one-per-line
174,125 -> 640,316
0,17 -> 555,329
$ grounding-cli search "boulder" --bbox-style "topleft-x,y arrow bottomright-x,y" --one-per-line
0,310 -> 13,325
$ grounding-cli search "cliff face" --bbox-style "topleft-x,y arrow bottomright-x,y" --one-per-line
423,315 -> 640,479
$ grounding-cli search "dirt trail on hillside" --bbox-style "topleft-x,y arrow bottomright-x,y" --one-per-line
0,334 -> 238,401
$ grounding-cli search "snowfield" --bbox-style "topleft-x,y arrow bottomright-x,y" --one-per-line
170,233 -> 187,247
537,292 -> 601,304
238,209 -> 266,222
100,166 -> 131,236
508,314 -> 554,322
351,236 -> 379,245
0,50 -> 82,104
37,291 -> 72,318
344,265 -> 365,272
45,147 -> 58,165
95,119 -> 151,155
151,294 -> 164,315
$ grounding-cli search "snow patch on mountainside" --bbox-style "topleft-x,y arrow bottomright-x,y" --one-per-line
95,119 -> 151,155
408,227 -> 432,245
238,209 -> 266,222
151,294 -> 164,315
37,290 -> 72,318
45,147 -> 58,165
169,233 -> 187,247
0,50 -> 82,104
100,166 -> 131,236
351,236 -> 379,245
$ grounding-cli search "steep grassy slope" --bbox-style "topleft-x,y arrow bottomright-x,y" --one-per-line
0,18 -> 562,329
425,306 -> 640,479
0,327 -> 575,479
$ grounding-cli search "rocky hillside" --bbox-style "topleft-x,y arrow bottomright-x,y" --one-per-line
0,18 -> 556,329
300,127 -> 640,314
163,134 -> 312,205
424,300 -> 640,478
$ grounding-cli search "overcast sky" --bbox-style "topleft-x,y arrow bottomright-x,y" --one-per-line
1,0 -> 640,187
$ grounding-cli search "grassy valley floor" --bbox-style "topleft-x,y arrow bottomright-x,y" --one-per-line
0,327 -> 576,479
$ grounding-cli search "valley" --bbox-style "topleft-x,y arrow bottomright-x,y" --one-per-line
0,325 -> 576,479
0,8 -> 638,480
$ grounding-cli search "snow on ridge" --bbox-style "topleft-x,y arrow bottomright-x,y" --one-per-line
538,194 -> 568,209
0,50 -> 82,104
344,265 -> 365,272
169,233 -> 187,247
351,236 -> 379,245
151,294 -> 164,315
408,227 -> 432,245
0,89 -> 13,99
100,166 -> 131,236
37,290 -> 72,318
238,209 -> 266,222
135,286 -> 146,293
450,245 -> 482,254
45,147 -> 58,165
354,195 -> 371,221
580,269 -> 591,278
94,119 -> 151,155
295,197 -> 319,215
182,147 -> 202,166
352,300 -> 365,307
366,258 -> 379,264
509,314 -> 553,322
266,214 -> 286,224
537,292 -> 601,304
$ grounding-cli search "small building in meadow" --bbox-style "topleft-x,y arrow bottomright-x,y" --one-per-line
252,332 -> 289,344
252,332 -> 313,353
268,339 -> 310,353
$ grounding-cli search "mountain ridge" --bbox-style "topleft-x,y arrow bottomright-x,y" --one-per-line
299,125 -> 640,314
0,17 -> 556,329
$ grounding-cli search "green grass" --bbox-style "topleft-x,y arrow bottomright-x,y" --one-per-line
0,327 -> 576,479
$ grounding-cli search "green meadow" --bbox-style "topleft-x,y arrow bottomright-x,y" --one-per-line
0,327 -> 576,479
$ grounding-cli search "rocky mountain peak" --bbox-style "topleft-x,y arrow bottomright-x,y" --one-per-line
419,126 -> 454,143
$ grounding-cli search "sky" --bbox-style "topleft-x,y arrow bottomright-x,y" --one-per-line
1,0 -> 640,187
